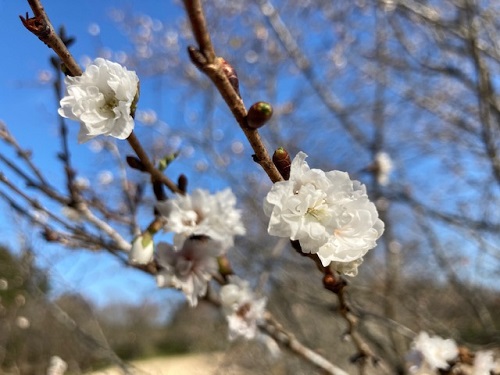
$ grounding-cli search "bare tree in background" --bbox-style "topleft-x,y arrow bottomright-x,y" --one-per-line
0,0 -> 499,374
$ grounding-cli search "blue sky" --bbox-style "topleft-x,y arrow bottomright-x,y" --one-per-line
0,0 -> 188,307
1,0 -> 498,309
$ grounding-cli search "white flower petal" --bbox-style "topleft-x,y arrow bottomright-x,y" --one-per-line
220,276 -> 267,341
264,152 -> 384,269
155,238 -> 220,307
412,331 -> 458,370
129,234 -> 154,265
58,58 -> 139,143
157,188 -> 245,252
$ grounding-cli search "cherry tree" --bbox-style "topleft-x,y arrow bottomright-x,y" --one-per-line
0,0 -> 498,374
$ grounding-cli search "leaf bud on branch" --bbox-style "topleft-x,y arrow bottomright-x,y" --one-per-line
246,102 -> 273,129
272,147 -> 291,180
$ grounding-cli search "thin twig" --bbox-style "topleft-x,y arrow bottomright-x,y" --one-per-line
182,0 -> 283,183
127,132 -> 182,194
74,201 -> 131,251
22,0 -> 82,76
0,121 -> 50,186
0,152 -> 69,205
262,313 -> 350,375
257,0 -> 368,148
183,0 -> 216,62
103,140 -> 140,235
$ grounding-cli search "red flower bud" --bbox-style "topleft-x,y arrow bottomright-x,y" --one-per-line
272,147 -> 291,180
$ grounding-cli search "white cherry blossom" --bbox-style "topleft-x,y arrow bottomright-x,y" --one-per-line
220,276 -> 267,340
157,188 -> 245,251
374,151 -> 393,186
473,351 -> 499,375
264,152 -> 384,267
58,58 -> 139,143
411,331 -> 458,371
155,238 -> 220,307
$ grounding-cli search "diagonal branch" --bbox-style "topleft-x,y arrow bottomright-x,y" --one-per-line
182,0 -> 283,183
22,0 -> 82,76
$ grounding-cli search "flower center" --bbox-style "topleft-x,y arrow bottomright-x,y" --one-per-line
101,97 -> 119,114
305,198 -> 328,221
237,302 -> 251,318
181,209 -> 203,227
306,206 -> 323,220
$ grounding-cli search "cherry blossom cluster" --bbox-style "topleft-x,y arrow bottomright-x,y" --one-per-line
154,189 -> 245,306
56,57 -> 388,356
405,331 -> 500,374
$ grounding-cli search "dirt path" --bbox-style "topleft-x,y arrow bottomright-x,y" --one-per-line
88,352 -> 246,375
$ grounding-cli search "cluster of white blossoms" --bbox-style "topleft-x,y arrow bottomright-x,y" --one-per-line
154,188 -> 245,306
264,152 -> 384,270
406,331 -> 500,374
58,58 -> 139,143
219,276 -> 267,341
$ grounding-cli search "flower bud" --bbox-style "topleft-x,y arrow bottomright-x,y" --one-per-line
246,102 -> 273,129
158,153 -> 179,171
272,147 -> 291,180
178,174 -> 188,193
126,155 -> 147,171
218,57 -> 240,96
129,233 -> 154,265
217,255 -> 233,277
187,46 -> 207,71
130,82 -> 140,119
153,181 -> 166,201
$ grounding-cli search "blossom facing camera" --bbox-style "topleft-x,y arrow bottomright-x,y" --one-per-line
58,58 -> 139,143
264,152 -> 384,268
155,237 -> 220,307
408,331 -> 459,371
220,276 -> 267,341
156,188 -> 245,252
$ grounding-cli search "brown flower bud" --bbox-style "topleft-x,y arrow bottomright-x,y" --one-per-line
43,228 -> 60,242
218,57 -> 240,96
322,273 -> 346,294
217,255 -> 233,278
272,147 -> 291,180
246,102 -> 273,129
126,155 -> 147,171
187,46 -> 207,71
178,174 -> 188,193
